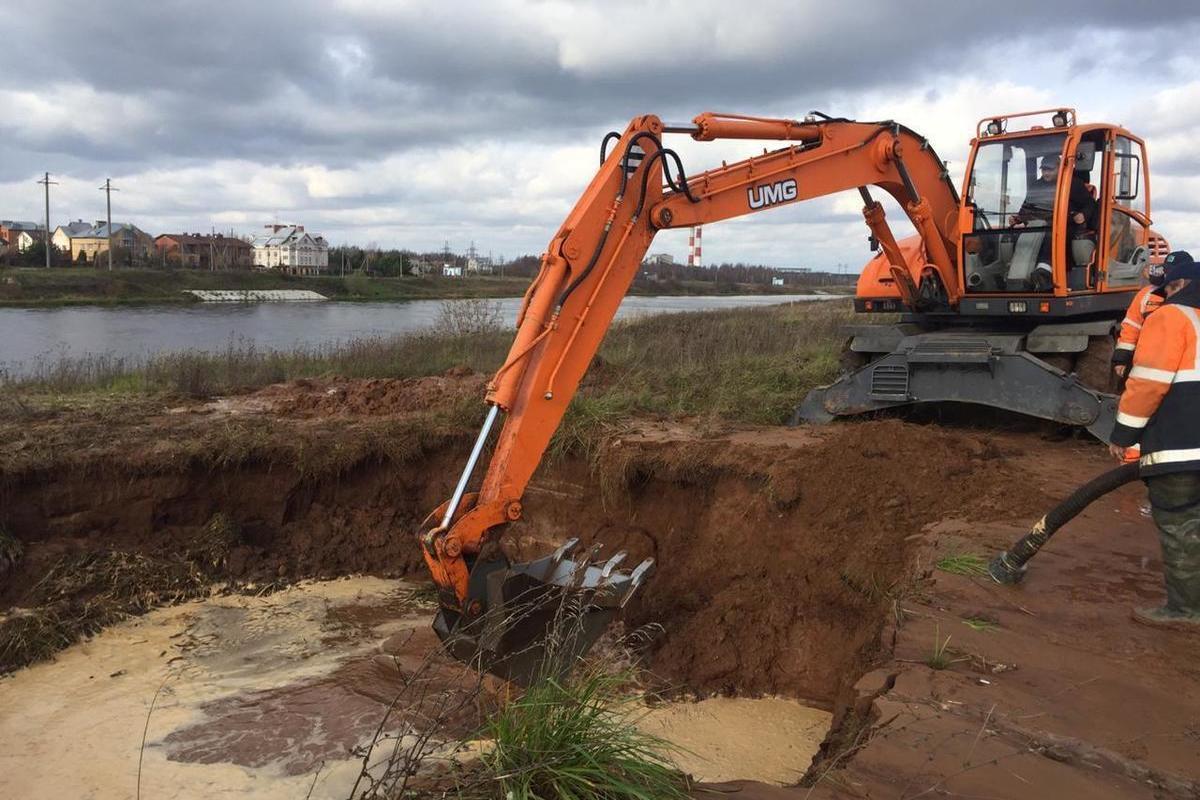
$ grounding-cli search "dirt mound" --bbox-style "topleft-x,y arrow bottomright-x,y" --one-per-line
516,420 -> 1048,701
264,372 -> 487,418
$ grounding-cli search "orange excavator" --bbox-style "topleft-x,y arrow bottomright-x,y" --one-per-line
418,109 -> 1168,681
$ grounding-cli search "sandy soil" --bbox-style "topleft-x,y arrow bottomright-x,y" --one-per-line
639,697 -> 832,784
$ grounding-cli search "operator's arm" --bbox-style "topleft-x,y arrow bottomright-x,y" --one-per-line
1069,174 -> 1099,228
1111,305 -> 1187,448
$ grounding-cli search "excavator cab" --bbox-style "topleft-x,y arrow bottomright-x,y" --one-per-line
801,109 -> 1169,440
960,110 -> 1154,300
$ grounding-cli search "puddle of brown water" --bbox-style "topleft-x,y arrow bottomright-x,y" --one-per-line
638,696 -> 831,784
0,577 -> 430,799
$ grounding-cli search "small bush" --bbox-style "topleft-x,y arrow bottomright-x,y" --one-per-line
432,298 -> 504,337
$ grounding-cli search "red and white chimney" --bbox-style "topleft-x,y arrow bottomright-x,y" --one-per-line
687,226 -> 702,267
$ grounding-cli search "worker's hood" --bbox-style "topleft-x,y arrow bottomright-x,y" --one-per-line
1164,278 -> 1200,309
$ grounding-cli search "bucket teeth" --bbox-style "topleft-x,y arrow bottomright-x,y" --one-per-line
600,552 -> 627,579
440,542 -> 657,685
622,559 -> 655,607
508,544 -> 652,604
543,537 -> 580,580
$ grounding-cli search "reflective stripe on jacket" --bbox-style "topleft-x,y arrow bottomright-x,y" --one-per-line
1111,291 -> 1200,475
1113,285 -> 1165,367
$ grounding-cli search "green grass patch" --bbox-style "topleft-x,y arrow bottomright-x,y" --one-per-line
483,666 -> 689,800
935,553 -> 990,578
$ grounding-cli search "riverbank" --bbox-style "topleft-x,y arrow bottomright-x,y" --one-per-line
0,266 -> 850,307
0,300 -> 853,436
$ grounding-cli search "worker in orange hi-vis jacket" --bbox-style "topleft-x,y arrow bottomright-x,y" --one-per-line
1109,250 -> 1200,628
1112,261 -> 1167,378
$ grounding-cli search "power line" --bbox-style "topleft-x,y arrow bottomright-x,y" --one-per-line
98,178 -> 119,271
37,172 -> 58,269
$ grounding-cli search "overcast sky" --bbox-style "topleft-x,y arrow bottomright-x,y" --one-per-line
2,0 -> 1198,269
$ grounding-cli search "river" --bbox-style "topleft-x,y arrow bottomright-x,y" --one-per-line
0,294 -> 835,378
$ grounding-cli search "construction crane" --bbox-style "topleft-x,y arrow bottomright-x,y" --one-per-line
419,109 -> 1167,682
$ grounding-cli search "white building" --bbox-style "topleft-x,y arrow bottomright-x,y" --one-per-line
250,224 -> 329,275
17,231 -> 39,252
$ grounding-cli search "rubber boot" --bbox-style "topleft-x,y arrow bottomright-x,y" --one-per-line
1139,472 -> 1200,630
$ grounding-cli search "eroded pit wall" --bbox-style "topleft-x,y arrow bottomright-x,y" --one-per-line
511,420 -> 1030,703
2,420 -> 1029,705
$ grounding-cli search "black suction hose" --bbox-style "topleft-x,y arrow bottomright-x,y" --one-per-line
988,462 -> 1142,585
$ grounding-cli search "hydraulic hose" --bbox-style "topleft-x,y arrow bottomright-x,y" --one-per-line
988,462 -> 1142,585
557,131 -> 664,310
600,131 -> 621,165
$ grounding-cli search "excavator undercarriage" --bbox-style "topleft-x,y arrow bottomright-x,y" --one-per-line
798,320 -> 1120,441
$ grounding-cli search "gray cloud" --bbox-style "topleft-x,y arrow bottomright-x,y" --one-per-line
2,0 -> 1199,263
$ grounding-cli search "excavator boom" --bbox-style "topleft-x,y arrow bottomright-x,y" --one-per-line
417,111 -> 965,683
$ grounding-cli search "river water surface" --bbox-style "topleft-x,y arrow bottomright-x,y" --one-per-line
0,294 -> 834,378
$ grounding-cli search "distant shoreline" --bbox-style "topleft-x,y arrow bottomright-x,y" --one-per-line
0,267 -> 852,308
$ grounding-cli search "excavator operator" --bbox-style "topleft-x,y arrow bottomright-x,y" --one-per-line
1010,154 -> 1099,287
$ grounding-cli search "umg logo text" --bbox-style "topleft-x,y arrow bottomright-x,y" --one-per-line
747,178 -> 798,210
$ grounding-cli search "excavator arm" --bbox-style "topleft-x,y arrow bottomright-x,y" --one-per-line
417,112 -> 961,683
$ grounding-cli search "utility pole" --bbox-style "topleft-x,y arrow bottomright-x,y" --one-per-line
37,172 -> 57,269
98,178 -> 118,271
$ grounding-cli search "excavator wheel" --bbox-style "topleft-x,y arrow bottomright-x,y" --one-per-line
1074,335 -> 1117,395
1037,335 -> 1116,394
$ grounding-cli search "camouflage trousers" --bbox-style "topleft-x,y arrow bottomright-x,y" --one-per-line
1146,472 -> 1200,615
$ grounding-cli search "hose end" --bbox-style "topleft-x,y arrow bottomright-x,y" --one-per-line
987,551 -> 1026,585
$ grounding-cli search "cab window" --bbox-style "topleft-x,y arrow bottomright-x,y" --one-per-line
963,133 -> 1065,293
1105,136 -> 1149,288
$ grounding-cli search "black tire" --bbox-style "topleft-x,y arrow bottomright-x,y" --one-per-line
1075,335 -> 1117,394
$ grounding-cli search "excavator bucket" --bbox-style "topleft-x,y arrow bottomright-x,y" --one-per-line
433,539 -> 654,686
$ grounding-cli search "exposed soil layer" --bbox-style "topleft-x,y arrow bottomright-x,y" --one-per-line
259,371 -> 488,418
512,419 -> 1042,702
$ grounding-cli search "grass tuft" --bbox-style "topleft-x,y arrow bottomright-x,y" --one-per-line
483,665 -> 689,800
926,625 -> 955,670
935,553 -> 989,577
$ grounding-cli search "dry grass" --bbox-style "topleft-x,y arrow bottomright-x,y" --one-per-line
0,549 -> 215,673
1,299 -> 850,409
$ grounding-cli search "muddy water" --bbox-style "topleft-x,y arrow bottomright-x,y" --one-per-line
0,575 -> 833,796
639,697 -> 831,785
0,577 -> 426,800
